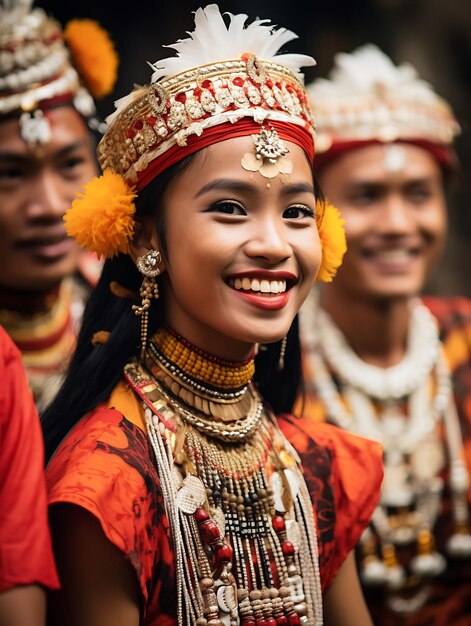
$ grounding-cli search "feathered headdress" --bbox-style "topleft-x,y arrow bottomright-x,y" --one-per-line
65,4 -> 346,280
0,0 -> 118,141
307,44 -> 459,154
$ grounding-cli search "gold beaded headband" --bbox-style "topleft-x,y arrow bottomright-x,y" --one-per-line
98,55 -> 315,187
0,1 -> 118,145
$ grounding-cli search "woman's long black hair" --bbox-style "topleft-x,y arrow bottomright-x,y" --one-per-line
42,157 -> 320,462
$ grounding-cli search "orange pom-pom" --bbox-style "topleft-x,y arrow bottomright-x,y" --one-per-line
65,170 -> 137,259
316,200 -> 347,282
64,19 -> 118,99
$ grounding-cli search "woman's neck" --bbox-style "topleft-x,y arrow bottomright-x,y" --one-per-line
150,324 -> 256,390
321,288 -> 414,368
162,308 -> 255,363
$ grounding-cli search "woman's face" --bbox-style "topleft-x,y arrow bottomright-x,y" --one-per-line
319,143 -> 447,301
153,136 -> 320,360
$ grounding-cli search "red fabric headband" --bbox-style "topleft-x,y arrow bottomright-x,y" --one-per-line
135,117 -> 315,191
314,138 -> 457,171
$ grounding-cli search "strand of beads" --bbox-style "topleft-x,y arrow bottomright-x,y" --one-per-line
151,325 -> 255,389
195,506 -> 234,626
272,514 -> 306,625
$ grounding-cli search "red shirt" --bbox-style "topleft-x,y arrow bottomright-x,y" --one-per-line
0,326 -> 59,591
47,379 -> 382,623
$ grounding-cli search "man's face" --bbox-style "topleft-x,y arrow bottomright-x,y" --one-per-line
0,107 -> 97,291
319,143 -> 447,301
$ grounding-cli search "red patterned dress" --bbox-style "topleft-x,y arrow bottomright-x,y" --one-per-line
47,378 -> 383,624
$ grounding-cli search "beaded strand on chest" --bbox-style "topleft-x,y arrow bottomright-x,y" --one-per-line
124,326 -> 323,626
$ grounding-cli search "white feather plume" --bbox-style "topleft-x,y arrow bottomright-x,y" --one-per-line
106,4 -> 315,128
150,4 -> 315,82
0,0 -> 33,27
311,44 -> 439,104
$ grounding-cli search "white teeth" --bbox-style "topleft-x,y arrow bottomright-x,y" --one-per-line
230,277 -> 287,294
375,250 -> 412,262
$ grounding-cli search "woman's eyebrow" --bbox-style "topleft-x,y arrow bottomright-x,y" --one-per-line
194,178 -> 255,198
194,178 -> 315,198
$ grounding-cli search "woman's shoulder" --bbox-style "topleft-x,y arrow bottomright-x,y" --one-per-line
278,413 -> 383,511
46,380 -> 168,612
46,379 -> 157,518
278,412 -> 383,471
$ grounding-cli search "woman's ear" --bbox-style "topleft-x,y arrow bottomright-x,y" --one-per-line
128,217 -> 166,271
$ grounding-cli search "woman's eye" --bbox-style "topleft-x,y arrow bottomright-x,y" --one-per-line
207,200 -> 247,215
283,205 -> 315,219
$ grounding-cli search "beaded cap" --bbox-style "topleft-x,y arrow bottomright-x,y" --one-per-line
0,0 -> 118,139
307,44 -> 460,154
98,4 -> 317,185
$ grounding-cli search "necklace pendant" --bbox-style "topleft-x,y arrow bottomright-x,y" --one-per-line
388,509 -> 419,545
176,475 -> 206,514
285,519 -> 302,546
447,531 -> 471,557
216,582 -> 238,616
270,468 -> 300,513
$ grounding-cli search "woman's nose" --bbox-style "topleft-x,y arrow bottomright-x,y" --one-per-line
243,216 -> 293,263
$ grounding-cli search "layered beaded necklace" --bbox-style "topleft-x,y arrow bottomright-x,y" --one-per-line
124,325 -> 323,626
299,290 -> 471,613
0,278 -> 84,411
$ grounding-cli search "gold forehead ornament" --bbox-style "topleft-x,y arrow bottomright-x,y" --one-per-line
241,125 -> 293,180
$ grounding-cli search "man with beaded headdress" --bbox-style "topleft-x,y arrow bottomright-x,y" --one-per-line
0,0 -> 118,412
42,5 -> 384,625
299,44 -> 471,624
0,2 -> 117,622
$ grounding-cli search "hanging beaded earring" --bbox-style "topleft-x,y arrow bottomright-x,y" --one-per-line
278,335 -> 287,370
132,250 -> 161,359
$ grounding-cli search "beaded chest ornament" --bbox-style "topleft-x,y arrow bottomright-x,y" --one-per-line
124,326 -> 324,626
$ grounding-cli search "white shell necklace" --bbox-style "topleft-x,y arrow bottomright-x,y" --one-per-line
299,289 -> 471,606
307,298 -> 440,401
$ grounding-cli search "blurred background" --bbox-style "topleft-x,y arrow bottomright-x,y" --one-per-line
43,0 -> 471,297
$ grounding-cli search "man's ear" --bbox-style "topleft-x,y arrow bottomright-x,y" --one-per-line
128,217 -> 166,271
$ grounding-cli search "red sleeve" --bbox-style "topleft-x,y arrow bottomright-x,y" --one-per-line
278,415 -> 383,591
321,422 -> 383,587
0,326 -> 59,591
46,406 -> 173,618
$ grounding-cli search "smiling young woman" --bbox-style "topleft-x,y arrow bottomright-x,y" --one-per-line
42,6 -> 382,626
